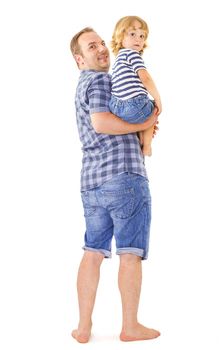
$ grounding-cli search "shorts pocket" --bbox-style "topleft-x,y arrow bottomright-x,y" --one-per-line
102,188 -> 135,219
81,192 -> 96,217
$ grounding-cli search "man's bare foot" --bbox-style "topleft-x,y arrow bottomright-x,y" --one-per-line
120,323 -> 160,342
71,329 -> 91,343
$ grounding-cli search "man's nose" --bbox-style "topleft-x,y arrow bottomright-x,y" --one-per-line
98,44 -> 105,52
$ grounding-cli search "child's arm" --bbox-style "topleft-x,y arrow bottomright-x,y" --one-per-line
138,69 -> 162,115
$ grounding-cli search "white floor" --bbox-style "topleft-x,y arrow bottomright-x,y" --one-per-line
1,0 -> 219,349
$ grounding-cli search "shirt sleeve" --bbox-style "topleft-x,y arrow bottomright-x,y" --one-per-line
87,73 -> 112,114
127,50 -> 147,73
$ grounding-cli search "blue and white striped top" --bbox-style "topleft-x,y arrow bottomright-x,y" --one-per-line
111,49 -> 148,100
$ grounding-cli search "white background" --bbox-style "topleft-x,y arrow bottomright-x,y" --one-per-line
0,0 -> 219,349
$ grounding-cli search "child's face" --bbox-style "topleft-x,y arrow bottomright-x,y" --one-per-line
122,20 -> 146,52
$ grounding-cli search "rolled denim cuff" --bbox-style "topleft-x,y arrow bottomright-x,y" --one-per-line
83,246 -> 112,258
116,247 -> 147,260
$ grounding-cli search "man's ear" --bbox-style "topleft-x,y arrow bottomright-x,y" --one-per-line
74,54 -> 84,67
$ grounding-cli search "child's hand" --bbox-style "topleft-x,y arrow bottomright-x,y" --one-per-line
154,100 -> 162,116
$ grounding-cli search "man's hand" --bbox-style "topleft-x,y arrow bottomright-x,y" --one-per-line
153,121 -> 159,137
140,107 -> 159,131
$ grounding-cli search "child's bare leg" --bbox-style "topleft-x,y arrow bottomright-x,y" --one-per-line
142,126 -> 154,156
137,131 -> 144,147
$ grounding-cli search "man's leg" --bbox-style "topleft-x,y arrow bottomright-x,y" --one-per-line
118,253 -> 160,341
72,251 -> 104,343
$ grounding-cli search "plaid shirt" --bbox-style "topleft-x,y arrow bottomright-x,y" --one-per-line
75,70 -> 147,191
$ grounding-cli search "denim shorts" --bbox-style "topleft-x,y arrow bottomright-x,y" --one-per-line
109,95 -> 155,124
80,173 -> 151,260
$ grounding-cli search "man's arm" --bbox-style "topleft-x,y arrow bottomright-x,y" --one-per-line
91,110 -> 158,135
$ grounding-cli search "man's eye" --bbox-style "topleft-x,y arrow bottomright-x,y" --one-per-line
102,41 -> 106,46
89,44 -> 96,49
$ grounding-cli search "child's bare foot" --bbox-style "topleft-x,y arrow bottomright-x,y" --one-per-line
143,146 -> 152,156
71,327 -> 91,343
120,323 -> 160,342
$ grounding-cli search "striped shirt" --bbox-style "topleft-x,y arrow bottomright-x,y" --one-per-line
111,49 -> 148,100
75,70 -> 147,191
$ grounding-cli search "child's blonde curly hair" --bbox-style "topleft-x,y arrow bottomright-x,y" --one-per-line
111,16 -> 149,56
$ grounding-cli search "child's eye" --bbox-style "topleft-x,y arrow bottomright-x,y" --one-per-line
140,34 -> 145,39
130,32 -> 135,37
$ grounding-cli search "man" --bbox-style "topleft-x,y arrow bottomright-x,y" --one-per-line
70,27 -> 160,343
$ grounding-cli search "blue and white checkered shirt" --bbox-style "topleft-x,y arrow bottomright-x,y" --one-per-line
75,70 -> 147,191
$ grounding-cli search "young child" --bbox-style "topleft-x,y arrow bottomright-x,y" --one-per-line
109,16 -> 162,156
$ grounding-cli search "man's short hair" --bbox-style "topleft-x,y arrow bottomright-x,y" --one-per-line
70,27 -> 94,57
